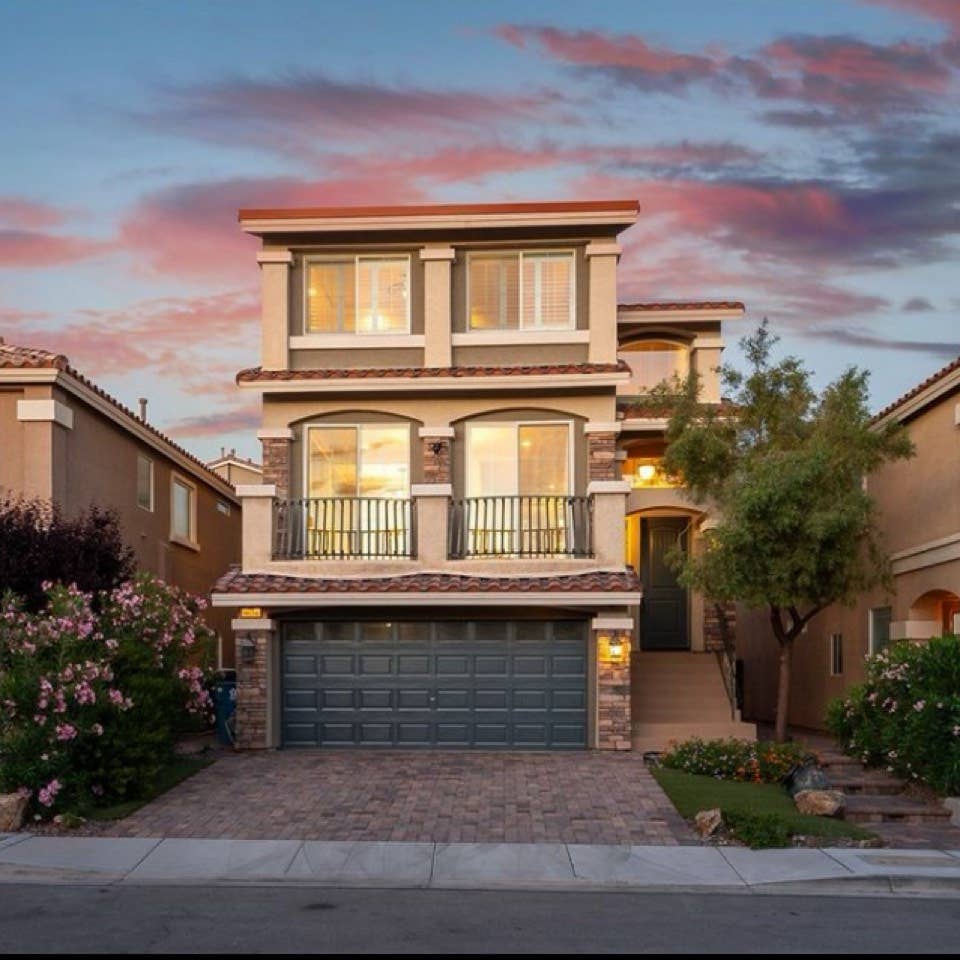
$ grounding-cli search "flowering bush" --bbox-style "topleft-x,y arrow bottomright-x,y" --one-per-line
0,574 -> 215,817
826,635 -> 960,794
659,737 -> 812,783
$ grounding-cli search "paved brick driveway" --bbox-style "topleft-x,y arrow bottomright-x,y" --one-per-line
104,751 -> 695,845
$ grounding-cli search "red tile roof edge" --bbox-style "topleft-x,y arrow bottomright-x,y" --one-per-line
237,360 -> 629,383
0,341 -> 238,498
239,199 -> 640,221
618,301 -> 745,313
873,355 -> 960,423
213,568 -> 643,595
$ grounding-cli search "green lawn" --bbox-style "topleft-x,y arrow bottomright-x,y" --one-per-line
652,766 -> 875,844
86,755 -> 213,822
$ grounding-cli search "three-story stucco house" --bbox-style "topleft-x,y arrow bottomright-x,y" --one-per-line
212,200 -> 754,752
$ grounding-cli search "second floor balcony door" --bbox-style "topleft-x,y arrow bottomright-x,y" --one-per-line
465,422 -> 572,555
306,424 -> 410,557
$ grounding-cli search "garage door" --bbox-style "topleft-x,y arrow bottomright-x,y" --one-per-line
281,620 -> 588,749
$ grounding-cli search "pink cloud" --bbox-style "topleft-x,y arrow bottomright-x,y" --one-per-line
0,230 -> 110,268
0,198 -> 70,229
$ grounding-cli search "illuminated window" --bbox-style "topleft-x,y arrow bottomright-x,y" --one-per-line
467,422 -> 570,497
468,251 -> 574,331
307,425 -> 410,499
305,257 -> 409,334
624,456 -> 678,489
621,340 -> 688,391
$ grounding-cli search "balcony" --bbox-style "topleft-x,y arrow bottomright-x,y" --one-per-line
272,497 -> 416,560
448,495 -> 593,559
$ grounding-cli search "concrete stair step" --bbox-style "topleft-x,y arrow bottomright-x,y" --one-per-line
828,776 -> 906,795
842,794 -> 950,824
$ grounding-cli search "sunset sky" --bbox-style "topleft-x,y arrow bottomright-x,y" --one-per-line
2,0 -> 958,461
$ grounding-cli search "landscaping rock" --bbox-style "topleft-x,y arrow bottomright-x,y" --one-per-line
695,808 -> 723,838
794,789 -> 846,817
784,761 -> 830,797
945,797 -> 960,827
0,792 -> 28,832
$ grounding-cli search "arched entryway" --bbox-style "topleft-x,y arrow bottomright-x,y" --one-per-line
907,589 -> 960,637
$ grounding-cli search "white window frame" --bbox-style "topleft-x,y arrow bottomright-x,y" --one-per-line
868,605 -> 893,655
829,632 -> 844,677
302,254 -> 411,336
465,249 -> 576,332
170,473 -> 198,549
464,420 -> 575,498
136,454 -> 154,512
303,422 -> 411,498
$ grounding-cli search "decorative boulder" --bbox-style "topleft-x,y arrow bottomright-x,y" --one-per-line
0,793 -> 27,832
784,761 -> 830,797
794,789 -> 846,817
695,808 -> 723,838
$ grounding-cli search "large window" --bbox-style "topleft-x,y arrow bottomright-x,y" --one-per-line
136,455 -> 153,511
621,340 -> 689,391
307,424 -> 410,499
830,633 -> 844,677
305,256 -> 410,334
468,251 -> 574,331
170,475 -> 196,545
466,422 -> 571,497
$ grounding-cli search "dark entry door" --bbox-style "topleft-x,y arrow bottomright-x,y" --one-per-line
640,517 -> 689,650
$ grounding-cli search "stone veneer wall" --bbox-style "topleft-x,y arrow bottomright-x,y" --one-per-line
588,432 -> 618,481
703,599 -> 737,653
422,436 -> 452,484
234,626 -> 271,749
261,438 -> 290,498
597,629 -> 632,750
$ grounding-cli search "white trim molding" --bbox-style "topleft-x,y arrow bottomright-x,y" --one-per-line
584,421 -> 622,435
290,334 -> 425,350
257,428 -> 294,441
451,330 -> 589,347
618,306 -> 744,323
620,417 -> 670,432
213,590 -> 643,608
418,246 -> 456,261
410,483 -> 453,497
16,398 -> 73,429
891,531 -> 960,575
256,250 -> 294,265
591,616 -> 635,631
584,242 -> 622,258
236,484 -> 278,498
587,480 -> 631,495
231,618 -> 276,632
417,426 -> 455,439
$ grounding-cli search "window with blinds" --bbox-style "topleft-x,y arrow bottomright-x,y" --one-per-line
468,251 -> 574,331
305,256 -> 409,334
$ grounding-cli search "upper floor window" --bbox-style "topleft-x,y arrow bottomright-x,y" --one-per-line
621,339 -> 689,391
305,256 -> 410,335
171,475 -> 197,546
307,424 -> 410,499
136,455 -> 154,511
468,251 -> 574,331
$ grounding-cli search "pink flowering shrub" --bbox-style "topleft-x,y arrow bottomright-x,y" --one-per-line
0,574 -> 214,817
827,634 -> 960,793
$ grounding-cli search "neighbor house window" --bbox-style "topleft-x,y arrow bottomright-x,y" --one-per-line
468,251 -> 574,331
870,606 -> 893,654
305,256 -> 409,334
830,633 -> 844,676
136,455 -> 154,511
621,340 -> 689,391
171,475 -> 197,545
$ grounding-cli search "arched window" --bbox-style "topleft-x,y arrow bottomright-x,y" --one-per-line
620,339 -> 689,392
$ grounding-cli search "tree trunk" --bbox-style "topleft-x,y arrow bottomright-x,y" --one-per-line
774,639 -> 793,743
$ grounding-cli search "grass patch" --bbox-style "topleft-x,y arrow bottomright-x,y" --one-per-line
652,766 -> 874,846
86,755 -> 213,822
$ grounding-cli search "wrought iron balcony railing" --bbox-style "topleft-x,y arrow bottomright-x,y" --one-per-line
447,495 -> 592,559
273,497 -> 416,560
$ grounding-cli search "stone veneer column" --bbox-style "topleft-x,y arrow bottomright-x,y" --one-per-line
703,599 -> 737,653
585,421 -> 621,481
593,617 -> 634,750
416,426 -> 454,564
232,617 -> 277,749
421,427 -> 453,484
258,428 -> 293,499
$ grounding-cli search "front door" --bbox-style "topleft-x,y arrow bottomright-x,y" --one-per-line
639,517 -> 689,650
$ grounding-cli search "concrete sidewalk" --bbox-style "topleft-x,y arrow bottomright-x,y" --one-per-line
2,833 -> 960,896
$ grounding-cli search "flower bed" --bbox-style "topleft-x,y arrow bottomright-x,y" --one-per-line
0,574 -> 215,819
827,635 -> 960,794
659,737 -> 812,783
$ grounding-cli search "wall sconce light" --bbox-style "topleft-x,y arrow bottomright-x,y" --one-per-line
608,638 -> 625,659
601,634 -> 630,663
430,441 -> 446,455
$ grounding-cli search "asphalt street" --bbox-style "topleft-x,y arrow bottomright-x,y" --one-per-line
1,885 -> 959,953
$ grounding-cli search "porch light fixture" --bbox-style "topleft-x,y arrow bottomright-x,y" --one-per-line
608,639 -> 625,659
637,464 -> 656,482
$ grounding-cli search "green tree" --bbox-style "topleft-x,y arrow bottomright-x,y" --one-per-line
656,323 -> 914,741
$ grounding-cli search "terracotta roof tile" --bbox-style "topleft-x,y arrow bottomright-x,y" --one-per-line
618,301 -> 744,313
213,568 -> 642,596
0,340 -> 236,497
618,398 -> 738,420
238,361 -> 629,383
873,355 -> 960,423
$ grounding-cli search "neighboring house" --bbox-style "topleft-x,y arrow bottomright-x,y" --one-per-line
208,448 -> 263,487
0,340 -> 242,669
212,199 -> 753,751
738,356 -> 960,731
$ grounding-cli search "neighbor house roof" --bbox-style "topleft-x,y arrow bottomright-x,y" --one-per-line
0,339 -> 238,501
873,355 -> 960,426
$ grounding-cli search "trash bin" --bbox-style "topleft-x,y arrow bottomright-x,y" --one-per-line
214,677 -> 237,745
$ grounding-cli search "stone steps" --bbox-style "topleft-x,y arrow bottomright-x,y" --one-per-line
843,794 -> 951,824
828,775 -> 906,796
